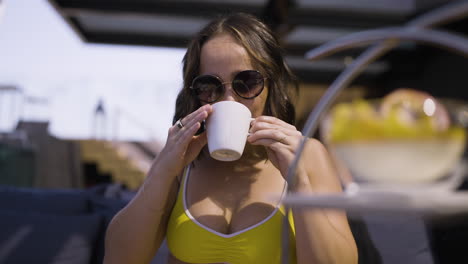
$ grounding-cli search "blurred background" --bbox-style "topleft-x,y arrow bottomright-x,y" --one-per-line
1,0 -> 467,190
1,0 -> 468,264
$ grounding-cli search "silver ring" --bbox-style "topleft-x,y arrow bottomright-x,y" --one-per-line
176,119 -> 184,129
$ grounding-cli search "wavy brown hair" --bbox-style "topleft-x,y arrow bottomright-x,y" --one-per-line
173,12 -> 297,126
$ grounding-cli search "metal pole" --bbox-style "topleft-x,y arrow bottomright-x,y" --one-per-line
281,1 -> 468,263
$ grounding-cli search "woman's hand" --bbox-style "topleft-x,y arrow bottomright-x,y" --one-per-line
247,116 -> 304,177
154,104 -> 212,178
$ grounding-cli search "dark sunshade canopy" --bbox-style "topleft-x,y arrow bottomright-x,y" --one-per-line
48,0 -> 467,86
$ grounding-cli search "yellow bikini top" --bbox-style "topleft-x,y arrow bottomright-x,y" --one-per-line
166,165 -> 296,264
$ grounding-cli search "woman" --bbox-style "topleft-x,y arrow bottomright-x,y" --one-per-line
104,13 -> 358,264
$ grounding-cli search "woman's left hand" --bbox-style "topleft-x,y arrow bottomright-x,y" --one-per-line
249,117 -> 356,264
248,116 -> 304,177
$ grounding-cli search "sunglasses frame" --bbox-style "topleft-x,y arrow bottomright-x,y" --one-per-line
190,70 -> 266,103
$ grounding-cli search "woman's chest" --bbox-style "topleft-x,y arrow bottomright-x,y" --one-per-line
188,190 -> 282,234
186,167 -> 286,235
165,164 -> 296,264
167,190 -> 288,264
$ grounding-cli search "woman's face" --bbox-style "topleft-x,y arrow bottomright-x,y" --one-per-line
198,34 -> 268,117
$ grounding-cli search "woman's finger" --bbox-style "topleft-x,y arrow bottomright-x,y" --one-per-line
178,104 -> 211,130
253,116 -> 297,131
248,128 -> 297,145
170,105 -> 211,141
250,138 -> 296,161
173,110 -> 208,142
177,121 -> 202,146
250,121 -> 300,137
171,104 -> 210,134
250,137 -> 285,147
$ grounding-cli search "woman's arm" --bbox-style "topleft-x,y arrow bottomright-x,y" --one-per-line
292,139 -> 358,264
248,116 -> 358,264
103,163 -> 179,264
104,104 -> 212,264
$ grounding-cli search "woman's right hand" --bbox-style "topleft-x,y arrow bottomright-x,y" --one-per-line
153,104 -> 212,178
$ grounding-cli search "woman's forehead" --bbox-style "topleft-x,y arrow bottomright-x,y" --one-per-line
199,34 -> 253,76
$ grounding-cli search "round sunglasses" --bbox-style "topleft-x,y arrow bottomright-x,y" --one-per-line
190,70 -> 266,103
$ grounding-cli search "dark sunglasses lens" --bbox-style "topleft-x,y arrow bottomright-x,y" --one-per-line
192,76 -> 222,102
233,71 -> 264,98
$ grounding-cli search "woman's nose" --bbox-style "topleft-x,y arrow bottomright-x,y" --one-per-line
219,83 -> 237,102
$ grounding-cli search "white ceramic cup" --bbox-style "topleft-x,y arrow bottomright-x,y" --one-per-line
206,101 -> 253,161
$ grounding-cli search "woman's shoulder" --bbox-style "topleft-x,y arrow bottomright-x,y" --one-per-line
304,137 -> 328,154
